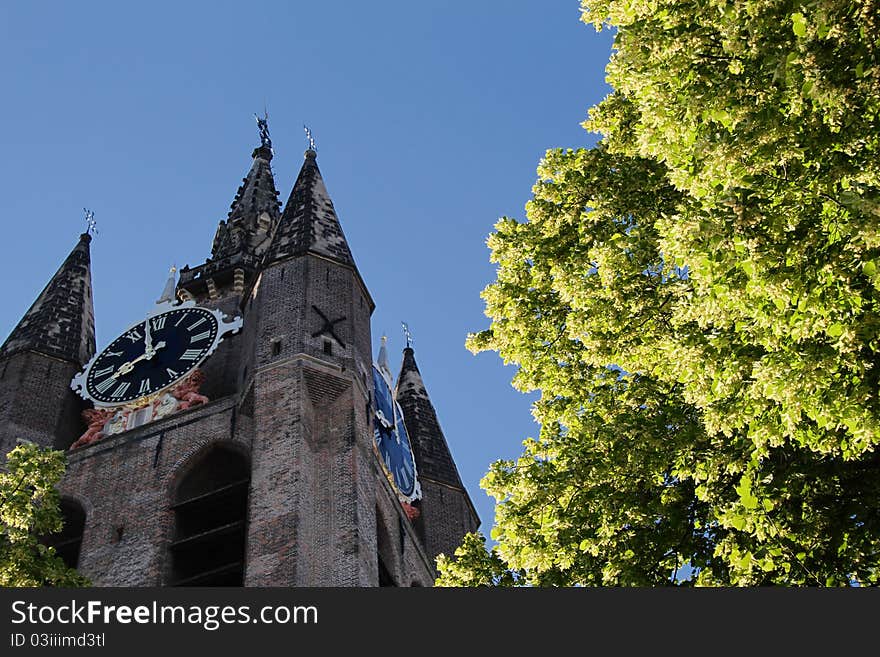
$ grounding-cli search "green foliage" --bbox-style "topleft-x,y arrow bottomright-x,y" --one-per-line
455,0 -> 880,585
0,444 -> 90,587
436,533 -> 523,586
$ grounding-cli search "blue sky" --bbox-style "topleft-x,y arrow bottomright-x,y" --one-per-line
0,1 -> 613,536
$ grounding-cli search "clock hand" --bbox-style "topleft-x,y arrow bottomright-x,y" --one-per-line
111,341 -> 167,379
144,317 -> 153,357
376,409 -> 393,429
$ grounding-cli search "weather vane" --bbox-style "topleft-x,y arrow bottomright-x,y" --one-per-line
83,208 -> 97,236
255,110 -> 272,149
304,124 -> 317,152
402,322 -> 413,349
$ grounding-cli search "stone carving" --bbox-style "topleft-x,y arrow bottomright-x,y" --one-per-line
401,501 -> 421,521
104,411 -> 128,435
70,408 -> 114,450
69,369 -> 209,449
172,369 -> 209,410
153,393 -> 179,420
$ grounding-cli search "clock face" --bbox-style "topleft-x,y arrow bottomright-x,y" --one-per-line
83,306 -> 220,405
372,364 -> 418,500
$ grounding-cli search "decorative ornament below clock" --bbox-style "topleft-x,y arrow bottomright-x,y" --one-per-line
69,267 -> 243,448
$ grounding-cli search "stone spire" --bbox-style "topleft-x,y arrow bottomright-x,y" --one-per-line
156,265 -> 177,305
263,148 -> 355,267
0,232 -> 96,366
395,345 -> 479,561
377,335 -> 391,376
210,126 -> 282,262
395,347 -> 467,491
180,120 -> 283,302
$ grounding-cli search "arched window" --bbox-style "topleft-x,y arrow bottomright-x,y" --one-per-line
43,499 -> 85,569
376,506 -> 397,587
168,447 -> 249,586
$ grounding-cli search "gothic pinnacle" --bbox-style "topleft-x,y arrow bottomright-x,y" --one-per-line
262,140 -> 355,267
0,231 -> 96,366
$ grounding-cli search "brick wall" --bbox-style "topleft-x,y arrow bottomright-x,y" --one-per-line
417,479 -> 480,566
60,396 -> 245,585
0,351 -> 87,458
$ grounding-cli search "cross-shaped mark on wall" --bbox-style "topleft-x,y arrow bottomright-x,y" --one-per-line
311,305 -> 346,347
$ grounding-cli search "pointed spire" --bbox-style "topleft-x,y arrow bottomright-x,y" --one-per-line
395,346 -> 466,490
262,148 -> 355,267
0,232 -> 96,366
210,119 -> 282,261
377,335 -> 390,376
156,265 -> 177,305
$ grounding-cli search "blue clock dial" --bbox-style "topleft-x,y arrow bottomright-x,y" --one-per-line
372,364 -> 418,499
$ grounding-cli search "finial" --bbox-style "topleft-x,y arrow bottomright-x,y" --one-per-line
304,124 -> 317,152
156,264 -> 178,305
83,208 -> 97,236
377,334 -> 390,374
255,110 -> 272,150
402,322 -> 413,349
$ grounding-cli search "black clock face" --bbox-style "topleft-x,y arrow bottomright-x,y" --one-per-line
85,307 -> 219,405
372,365 -> 417,499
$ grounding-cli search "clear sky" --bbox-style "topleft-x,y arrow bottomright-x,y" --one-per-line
0,1 -> 613,536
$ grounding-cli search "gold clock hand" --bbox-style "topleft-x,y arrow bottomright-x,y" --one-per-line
111,341 -> 167,379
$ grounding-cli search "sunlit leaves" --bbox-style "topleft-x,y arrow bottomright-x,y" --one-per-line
0,444 -> 90,587
443,0 -> 880,586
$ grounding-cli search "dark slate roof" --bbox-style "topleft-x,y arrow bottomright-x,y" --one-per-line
0,233 -> 96,365
395,347 -> 467,490
263,149 -> 354,267
211,144 -> 281,261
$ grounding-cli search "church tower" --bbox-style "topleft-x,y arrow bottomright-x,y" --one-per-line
232,141 -> 388,586
396,345 -> 479,561
1,120 -> 477,587
0,232 -> 95,458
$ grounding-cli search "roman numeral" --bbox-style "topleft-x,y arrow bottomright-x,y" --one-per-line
111,382 -> 131,398
188,317 -> 207,330
151,316 -> 166,330
138,379 -> 151,395
124,329 -> 143,342
104,350 -> 124,358
180,349 -> 202,361
190,330 -> 211,342
166,367 -> 180,378
174,314 -> 187,327
93,365 -> 115,378
94,377 -> 116,394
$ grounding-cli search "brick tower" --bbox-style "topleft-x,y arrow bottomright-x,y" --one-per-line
0,232 -> 95,458
0,122 -> 478,586
396,346 -> 479,561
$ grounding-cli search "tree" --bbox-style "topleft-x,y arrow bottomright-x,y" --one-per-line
438,0 -> 880,586
435,533 -> 523,587
0,443 -> 90,587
